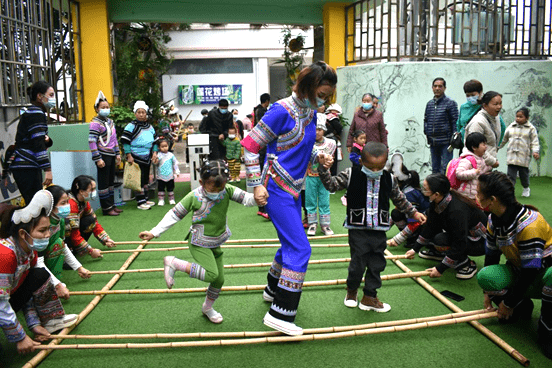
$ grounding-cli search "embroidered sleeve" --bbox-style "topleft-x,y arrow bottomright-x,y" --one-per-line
240,107 -> 280,154
0,299 -> 26,342
229,184 -> 256,207
67,200 -> 91,256
244,148 -> 262,188
484,217 -> 501,267
88,121 -> 102,162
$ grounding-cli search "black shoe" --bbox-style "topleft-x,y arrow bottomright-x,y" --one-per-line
418,248 -> 445,261
538,318 -> 552,359
499,298 -> 534,324
456,260 -> 477,280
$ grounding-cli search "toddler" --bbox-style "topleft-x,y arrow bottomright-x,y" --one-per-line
222,127 -> 242,182
155,139 -> 180,206
455,132 -> 491,201
349,130 -> 366,167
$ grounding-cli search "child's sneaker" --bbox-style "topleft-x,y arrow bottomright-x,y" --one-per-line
307,223 -> 317,236
146,200 -> 155,206
163,256 -> 177,289
43,314 -> 79,333
158,199 -> 165,206
263,312 -> 303,336
358,295 -> 391,312
455,260 -> 477,280
169,199 -> 176,205
321,226 -> 334,236
137,204 -> 151,210
202,308 -> 223,324
341,195 -> 347,206
344,288 -> 358,308
418,248 -> 445,261
522,188 -> 531,197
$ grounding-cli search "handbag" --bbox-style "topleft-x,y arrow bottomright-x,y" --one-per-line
123,162 -> 142,192
448,132 -> 464,152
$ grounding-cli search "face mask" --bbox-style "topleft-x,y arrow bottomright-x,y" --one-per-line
24,231 -> 49,252
57,204 -> 70,218
316,97 -> 325,108
467,96 -> 479,105
233,115 -> 238,121
44,97 -> 57,109
228,134 -> 236,139
84,190 -> 97,201
220,108 -> 228,114
362,102 -> 373,111
205,190 -> 225,201
99,108 -> 111,117
361,166 -> 383,179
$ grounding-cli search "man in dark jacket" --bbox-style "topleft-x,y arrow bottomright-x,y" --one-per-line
424,78 -> 459,174
205,99 -> 233,160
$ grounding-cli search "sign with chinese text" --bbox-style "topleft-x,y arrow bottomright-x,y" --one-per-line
178,85 -> 242,105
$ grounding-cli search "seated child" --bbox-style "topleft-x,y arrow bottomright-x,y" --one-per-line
319,142 -> 426,312
455,132 -> 491,201
139,160 -> 257,324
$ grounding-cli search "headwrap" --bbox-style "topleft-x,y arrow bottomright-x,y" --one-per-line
327,103 -> 342,115
133,100 -> 149,113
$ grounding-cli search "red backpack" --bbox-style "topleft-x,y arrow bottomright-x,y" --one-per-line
446,155 -> 477,190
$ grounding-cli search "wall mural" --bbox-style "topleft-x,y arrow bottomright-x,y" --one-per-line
336,60 -> 552,177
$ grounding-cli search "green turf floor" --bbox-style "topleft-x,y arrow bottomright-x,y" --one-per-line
3,177 -> 552,368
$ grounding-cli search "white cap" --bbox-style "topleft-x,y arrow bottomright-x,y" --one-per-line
327,103 -> 342,114
133,100 -> 149,113
316,113 -> 327,130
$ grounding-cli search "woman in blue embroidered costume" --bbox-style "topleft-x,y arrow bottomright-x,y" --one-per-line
241,61 -> 337,336
476,171 -> 552,359
139,160 -> 256,324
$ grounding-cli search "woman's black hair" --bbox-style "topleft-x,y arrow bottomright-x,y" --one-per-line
0,204 -> 48,239
71,175 -> 96,197
352,130 -> 366,139
294,61 -> 337,107
95,97 -> 109,109
517,107 -> 530,119
425,173 -> 450,196
478,91 -> 502,106
465,132 -> 487,153
408,170 -> 422,190
27,81 -> 52,102
477,171 -> 536,211
45,185 -> 68,207
198,159 -> 229,188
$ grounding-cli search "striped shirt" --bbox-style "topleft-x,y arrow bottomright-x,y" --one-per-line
10,106 -> 52,171
88,116 -> 120,161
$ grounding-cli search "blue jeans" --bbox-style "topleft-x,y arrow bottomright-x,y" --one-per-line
430,144 -> 453,174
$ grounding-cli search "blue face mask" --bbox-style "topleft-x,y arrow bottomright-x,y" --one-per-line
361,166 -> 383,179
84,190 -> 97,201
99,108 -> 111,117
467,96 -> 479,105
24,231 -> 49,252
219,108 -> 228,114
44,97 -> 57,109
205,190 -> 225,201
57,204 -> 70,218
362,102 -> 373,111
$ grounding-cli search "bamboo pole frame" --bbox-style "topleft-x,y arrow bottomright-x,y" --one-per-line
23,240 -> 151,368
50,309 -> 492,340
113,233 -> 348,246
36,312 -> 497,350
101,243 -> 350,254
384,249 -> 530,367
86,255 -> 409,275
68,271 -> 431,296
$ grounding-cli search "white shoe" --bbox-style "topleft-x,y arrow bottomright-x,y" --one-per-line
321,226 -> 334,236
202,308 -> 223,324
169,199 -> 176,205
158,199 -> 165,206
522,188 -> 530,197
146,200 -> 156,206
43,314 -> 79,333
262,290 -> 274,303
307,224 -> 317,236
263,312 -> 303,336
137,204 -> 151,210
163,256 -> 176,289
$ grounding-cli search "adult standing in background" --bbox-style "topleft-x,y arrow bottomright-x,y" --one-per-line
204,99 -> 233,160
198,108 -> 209,134
88,91 -> 122,216
346,93 -> 387,151
464,91 -> 503,169
423,78 -> 459,174
325,103 -> 343,175
254,93 -> 271,220
10,81 -> 55,204
231,109 -> 245,139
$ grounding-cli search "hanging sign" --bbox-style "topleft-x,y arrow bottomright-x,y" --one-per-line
179,85 -> 242,105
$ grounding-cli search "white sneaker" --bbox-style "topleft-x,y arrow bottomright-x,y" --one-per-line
43,314 -> 79,333
522,188 -> 530,197
202,308 -> 223,324
146,200 -> 156,206
137,204 -> 151,210
321,226 -> 334,236
169,199 -> 176,205
307,223 -> 317,236
262,290 -> 274,303
158,199 -> 165,206
263,312 -> 303,336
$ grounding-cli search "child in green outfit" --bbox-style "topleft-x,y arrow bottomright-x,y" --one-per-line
139,160 -> 257,324
222,127 -> 242,182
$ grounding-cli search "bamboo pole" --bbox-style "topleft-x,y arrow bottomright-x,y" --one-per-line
384,249 -> 530,367
23,240 -> 151,368
86,255 -> 410,275
113,233 -> 348,246
68,271 -> 431,296
101,243 -> 350,254
50,308 -> 491,340
36,312 -> 497,350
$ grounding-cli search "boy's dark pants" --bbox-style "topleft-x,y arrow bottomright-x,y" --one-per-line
347,229 -> 387,297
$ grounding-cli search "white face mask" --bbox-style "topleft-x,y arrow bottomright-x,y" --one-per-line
228,134 -> 236,139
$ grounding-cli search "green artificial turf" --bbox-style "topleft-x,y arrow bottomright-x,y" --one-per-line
3,177 -> 552,368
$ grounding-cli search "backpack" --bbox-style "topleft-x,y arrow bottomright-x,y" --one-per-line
1,144 -> 16,179
446,155 -> 477,190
